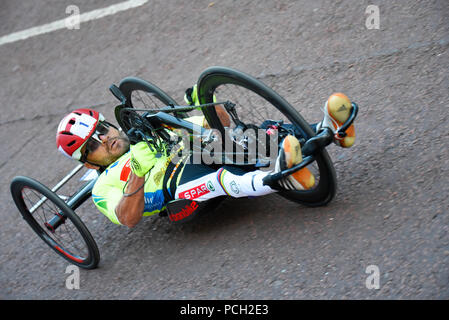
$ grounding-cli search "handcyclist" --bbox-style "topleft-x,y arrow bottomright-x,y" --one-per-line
56,88 -> 356,228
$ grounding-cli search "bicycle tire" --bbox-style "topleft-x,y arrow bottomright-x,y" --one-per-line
117,77 -> 188,122
196,66 -> 337,207
10,176 -> 100,269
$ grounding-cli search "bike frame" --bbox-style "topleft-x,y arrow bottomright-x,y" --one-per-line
41,101 -> 358,232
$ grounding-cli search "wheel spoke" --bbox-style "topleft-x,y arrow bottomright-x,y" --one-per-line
21,186 -> 89,261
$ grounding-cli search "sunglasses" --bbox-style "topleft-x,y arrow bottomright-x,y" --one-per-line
80,121 -> 117,163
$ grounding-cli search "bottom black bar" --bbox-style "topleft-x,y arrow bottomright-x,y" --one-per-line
1,300 -> 446,318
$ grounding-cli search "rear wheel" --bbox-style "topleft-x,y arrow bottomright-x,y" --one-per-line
10,176 -> 100,269
197,66 -> 337,207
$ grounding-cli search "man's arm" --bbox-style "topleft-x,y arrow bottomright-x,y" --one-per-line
215,105 -> 231,127
115,172 -> 145,228
115,141 -> 159,227
202,105 -> 231,129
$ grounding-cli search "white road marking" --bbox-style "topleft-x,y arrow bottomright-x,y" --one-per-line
0,0 -> 148,46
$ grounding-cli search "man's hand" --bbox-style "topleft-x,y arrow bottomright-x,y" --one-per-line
130,141 -> 158,177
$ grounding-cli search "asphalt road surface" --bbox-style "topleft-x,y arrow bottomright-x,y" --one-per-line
1,0 -> 448,299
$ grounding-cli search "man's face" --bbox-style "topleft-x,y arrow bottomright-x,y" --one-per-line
82,124 -> 130,167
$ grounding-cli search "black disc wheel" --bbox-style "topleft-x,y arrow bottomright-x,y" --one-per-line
10,176 -> 100,269
197,66 -> 337,207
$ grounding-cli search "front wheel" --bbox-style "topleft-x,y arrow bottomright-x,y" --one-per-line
10,176 -> 100,269
196,66 -> 337,207
117,77 -> 188,126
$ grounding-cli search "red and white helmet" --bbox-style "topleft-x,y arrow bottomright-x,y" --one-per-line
56,108 -> 105,161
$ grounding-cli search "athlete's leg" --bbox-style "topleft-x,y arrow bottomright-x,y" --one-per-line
174,133 -> 316,201
175,164 -> 275,202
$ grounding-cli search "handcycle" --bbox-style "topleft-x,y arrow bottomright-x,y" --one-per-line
10,66 -> 358,269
